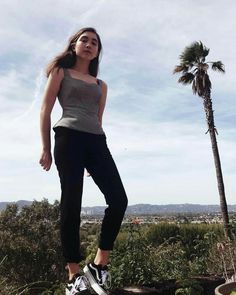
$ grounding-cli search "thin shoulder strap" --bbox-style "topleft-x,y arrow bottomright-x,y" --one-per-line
97,78 -> 102,86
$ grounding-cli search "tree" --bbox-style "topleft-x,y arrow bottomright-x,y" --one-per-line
173,41 -> 232,239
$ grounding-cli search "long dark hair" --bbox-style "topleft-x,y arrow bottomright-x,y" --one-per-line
46,27 -> 102,78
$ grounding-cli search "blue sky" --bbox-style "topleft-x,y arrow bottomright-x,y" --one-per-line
1,0 -> 235,206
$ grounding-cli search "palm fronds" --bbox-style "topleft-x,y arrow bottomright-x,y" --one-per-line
174,41 -> 224,99
178,73 -> 195,85
173,64 -> 189,74
210,61 -> 225,73
179,41 -> 209,65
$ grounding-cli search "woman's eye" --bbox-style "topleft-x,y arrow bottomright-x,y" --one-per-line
79,38 -> 97,46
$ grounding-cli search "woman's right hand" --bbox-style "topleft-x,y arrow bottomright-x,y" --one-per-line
39,149 -> 52,171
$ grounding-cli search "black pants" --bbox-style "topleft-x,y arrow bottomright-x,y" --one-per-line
54,127 -> 128,263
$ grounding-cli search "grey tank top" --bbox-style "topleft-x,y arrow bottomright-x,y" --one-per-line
53,68 -> 105,135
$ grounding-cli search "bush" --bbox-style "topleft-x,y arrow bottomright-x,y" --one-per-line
145,223 -> 223,261
145,222 -> 180,246
110,221 -> 156,287
153,241 -> 189,281
0,199 -> 65,288
178,224 -> 223,260
110,221 -> 226,288
207,239 -> 236,279
110,221 -> 189,287
175,279 -> 204,295
0,201 -> 231,293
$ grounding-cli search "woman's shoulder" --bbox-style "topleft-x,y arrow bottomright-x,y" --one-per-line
50,67 -> 65,78
49,67 -> 65,84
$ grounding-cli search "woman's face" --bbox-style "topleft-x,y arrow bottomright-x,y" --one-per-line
74,31 -> 99,61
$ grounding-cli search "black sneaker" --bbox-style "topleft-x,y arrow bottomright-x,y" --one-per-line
83,263 -> 111,295
66,273 -> 89,295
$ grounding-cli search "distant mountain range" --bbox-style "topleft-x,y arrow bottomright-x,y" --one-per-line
0,200 -> 32,211
1,200 -> 236,214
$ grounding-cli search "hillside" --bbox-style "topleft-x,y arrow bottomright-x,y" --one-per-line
0,200 -> 32,211
82,203 -> 236,215
1,200 -> 236,214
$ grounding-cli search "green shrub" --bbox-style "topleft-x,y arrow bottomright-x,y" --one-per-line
0,200 -> 65,287
179,224 -> 223,260
110,221 -> 156,287
0,201 -> 231,293
145,222 -> 180,246
111,222 -> 190,287
153,241 -> 189,280
175,279 -> 204,295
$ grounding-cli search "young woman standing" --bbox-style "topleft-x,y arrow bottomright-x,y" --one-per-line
39,27 -> 128,295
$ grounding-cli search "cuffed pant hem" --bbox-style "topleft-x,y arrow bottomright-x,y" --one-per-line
65,255 -> 85,264
98,244 -> 114,251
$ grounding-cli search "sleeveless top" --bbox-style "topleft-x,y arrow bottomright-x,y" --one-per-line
53,68 -> 105,135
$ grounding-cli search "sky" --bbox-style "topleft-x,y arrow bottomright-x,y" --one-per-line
0,0 -> 235,206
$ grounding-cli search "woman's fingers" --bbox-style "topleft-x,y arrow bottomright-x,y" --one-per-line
39,151 -> 52,171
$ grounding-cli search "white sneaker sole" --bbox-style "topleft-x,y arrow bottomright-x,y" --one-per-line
83,265 -> 108,295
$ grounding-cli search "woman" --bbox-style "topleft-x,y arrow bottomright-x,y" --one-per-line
39,27 -> 128,295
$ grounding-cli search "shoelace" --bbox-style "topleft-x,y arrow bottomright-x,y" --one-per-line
101,269 -> 112,289
73,275 -> 88,292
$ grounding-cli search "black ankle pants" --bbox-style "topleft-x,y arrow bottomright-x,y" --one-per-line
53,127 -> 128,263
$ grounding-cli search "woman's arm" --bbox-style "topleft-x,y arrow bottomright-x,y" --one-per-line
39,68 -> 64,171
98,80 -> 108,126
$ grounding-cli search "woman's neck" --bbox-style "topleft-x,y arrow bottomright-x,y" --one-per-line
72,57 -> 90,75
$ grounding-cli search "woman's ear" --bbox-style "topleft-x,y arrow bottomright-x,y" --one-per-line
70,42 -> 76,52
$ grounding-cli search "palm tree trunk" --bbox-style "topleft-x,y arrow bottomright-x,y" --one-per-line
203,96 -> 232,240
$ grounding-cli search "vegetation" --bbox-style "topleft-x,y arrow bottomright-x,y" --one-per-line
0,200 -> 66,294
0,200 -> 235,294
173,41 -> 232,240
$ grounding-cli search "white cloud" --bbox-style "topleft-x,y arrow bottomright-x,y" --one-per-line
0,0 -> 235,205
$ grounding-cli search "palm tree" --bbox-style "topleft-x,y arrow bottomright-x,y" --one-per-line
173,41 -> 232,239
